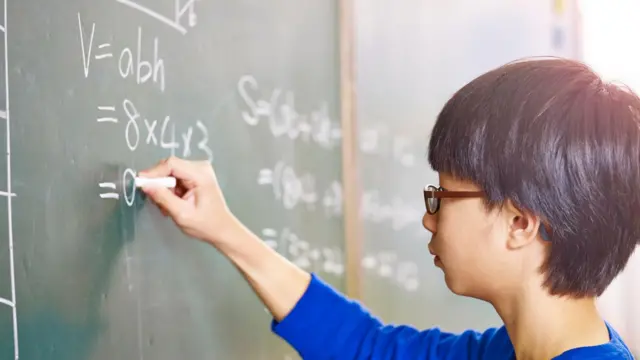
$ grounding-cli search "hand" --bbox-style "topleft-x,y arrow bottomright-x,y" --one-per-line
140,158 -> 312,323
138,156 -> 236,245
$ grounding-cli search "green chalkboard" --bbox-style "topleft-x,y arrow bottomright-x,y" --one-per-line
0,0 -> 345,359
354,0 -> 581,332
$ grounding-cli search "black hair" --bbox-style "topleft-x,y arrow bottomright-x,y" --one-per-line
428,57 -> 640,297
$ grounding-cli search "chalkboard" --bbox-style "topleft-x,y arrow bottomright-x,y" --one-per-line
354,0 -> 582,331
0,0 -> 345,359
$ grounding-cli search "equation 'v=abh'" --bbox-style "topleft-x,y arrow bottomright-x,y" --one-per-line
115,0 -> 199,35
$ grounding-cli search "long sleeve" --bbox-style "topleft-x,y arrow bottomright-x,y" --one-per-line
271,273 -> 512,360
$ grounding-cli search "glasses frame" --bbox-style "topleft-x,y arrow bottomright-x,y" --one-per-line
423,184 -> 484,215
423,184 -> 553,241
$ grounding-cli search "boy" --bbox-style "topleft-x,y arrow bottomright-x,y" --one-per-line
140,57 -> 638,359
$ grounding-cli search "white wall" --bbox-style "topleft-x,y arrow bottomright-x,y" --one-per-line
579,0 -> 640,354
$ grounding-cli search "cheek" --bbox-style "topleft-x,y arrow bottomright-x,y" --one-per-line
440,230 -> 500,296
434,201 -> 515,297
436,207 -> 502,280
441,224 -> 486,263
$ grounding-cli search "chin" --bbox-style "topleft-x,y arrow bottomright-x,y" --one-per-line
443,274 -> 467,295
443,273 -> 480,298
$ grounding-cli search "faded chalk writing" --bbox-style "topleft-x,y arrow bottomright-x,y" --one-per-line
361,251 -> 419,292
360,125 -> 417,168
261,228 -> 344,276
258,161 -> 342,217
238,75 -> 341,150
361,190 -> 422,231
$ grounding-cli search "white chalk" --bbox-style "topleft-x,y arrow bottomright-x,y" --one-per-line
134,176 -> 177,188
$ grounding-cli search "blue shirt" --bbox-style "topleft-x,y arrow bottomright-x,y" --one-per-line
272,273 -> 634,359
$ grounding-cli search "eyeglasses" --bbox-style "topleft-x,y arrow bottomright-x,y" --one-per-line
423,185 -> 483,215
423,184 -> 553,241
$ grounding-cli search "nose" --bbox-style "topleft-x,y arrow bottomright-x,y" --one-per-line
422,211 -> 437,234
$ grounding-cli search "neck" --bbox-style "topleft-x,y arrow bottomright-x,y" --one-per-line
492,286 -> 610,360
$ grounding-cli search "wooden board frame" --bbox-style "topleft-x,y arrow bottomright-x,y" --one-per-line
338,0 -> 362,300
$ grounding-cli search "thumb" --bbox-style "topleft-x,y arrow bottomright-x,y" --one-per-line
143,186 -> 188,218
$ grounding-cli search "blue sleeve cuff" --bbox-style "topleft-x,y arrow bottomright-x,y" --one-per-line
270,273 -> 354,357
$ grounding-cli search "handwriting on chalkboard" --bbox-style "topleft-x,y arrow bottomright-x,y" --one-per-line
360,125 -> 417,168
98,182 -> 119,199
119,99 -> 213,161
78,13 -> 166,93
260,227 -> 419,291
361,190 -> 422,231
116,0 -> 198,35
80,12 -> 213,207
261,227 -> 344,276
238,75 -> 342,150
361,251 -> 419,292
95,99 -> 214,205
257,161 -> 342,217
1,1 -> 19,357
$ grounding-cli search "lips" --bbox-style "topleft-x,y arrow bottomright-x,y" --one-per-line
428,244 -> 441,267
428,244 -> 437,257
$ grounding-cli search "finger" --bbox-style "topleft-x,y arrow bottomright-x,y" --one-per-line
142,185 -> 188,219
157,202 -> 171,217
158,207 -> 170,217
165,157 -> 204,187
183,189 -> 197,206
174,183 -> 188,198
140,157 -> 200,189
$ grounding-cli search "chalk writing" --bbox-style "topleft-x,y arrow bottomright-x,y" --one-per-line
98,182 -> 119,199
118,27 -> 165,92
77,13 -> 166,93
361,252 -> 419,292
97,168 -> 149,207
97,98 -> 213,162
257,161 -> 317,210
122,168 -> 137,206
361,190 -> 422,231
123,99 -> 141,151
238,75 -> 341,150
257,161 -> 342,216
116,0 -> 198,35
78,13 -> 96,78
3,0 -> 19,357
322,181 -> 343,217
0,297 -> 13,307
97,105 -> 118,123
360,125 -> 417,168
261,228 -> 344,276
95,43 -> 113,60
195,121 -> 213,161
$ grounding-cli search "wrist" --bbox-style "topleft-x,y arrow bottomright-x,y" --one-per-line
210,215 -> 262,261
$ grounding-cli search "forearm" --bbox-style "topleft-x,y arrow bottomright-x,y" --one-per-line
214,217 -> 311,322
209,219 -> 461,360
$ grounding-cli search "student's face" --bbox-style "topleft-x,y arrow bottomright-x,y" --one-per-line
422,173 -> 516,301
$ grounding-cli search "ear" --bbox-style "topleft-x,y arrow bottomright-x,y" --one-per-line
503,199 -> 542,250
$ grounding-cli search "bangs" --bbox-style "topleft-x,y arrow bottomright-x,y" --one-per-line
427,82 -> 494,197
